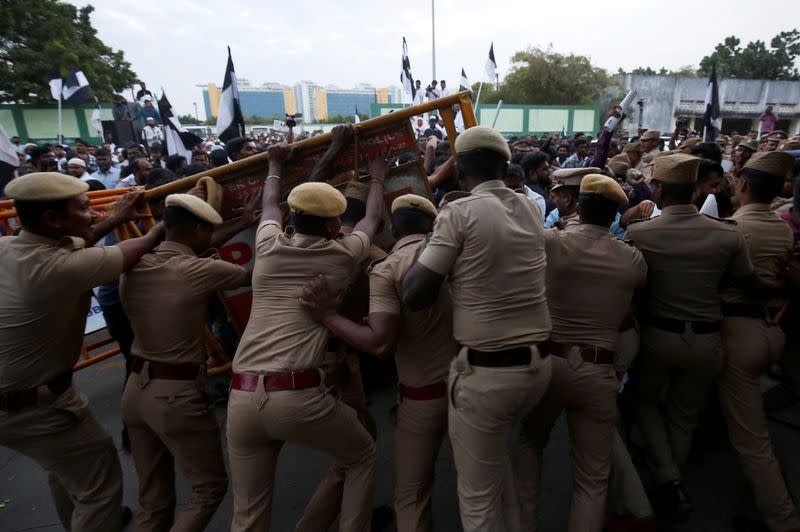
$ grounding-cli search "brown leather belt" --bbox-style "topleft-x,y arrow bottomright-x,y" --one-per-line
399,381 -> 447,400
467,341 -> 549,367
131,357 -> 201,381
232,369 -> 322,392
0,372 -> 73,412
551,342 -> 615,365
644,315 -> 722,334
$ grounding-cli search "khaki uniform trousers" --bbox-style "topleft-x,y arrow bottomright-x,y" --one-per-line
394,395 -> 448,532
517,354 -> 619,532
719,317 -> 800,532
607,326 -> 654,519
121,368 -> 227,531
227,380 -> 376,532
295,351 -> 377,532
632,324 -> 724,484
0,386 -> 123,532
449,346 -> 552,532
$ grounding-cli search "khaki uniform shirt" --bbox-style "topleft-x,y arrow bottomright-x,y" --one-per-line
369,234 -> 458,387
234,221 -> 371,373
722,203 -> 792,307
641,149 -> 660,181
625,204 -> 753,321
558,212 -> 580,231
0,231 -> 123,392
418,180 -> 550,350
120,241 -> 249,365
545,225 -> 647,350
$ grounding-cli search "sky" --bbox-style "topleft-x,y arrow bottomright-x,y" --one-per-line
67,0 -> 800,120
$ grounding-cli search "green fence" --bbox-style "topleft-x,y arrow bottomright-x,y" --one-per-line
370,102 -> 601,136
0,103 -> 115,145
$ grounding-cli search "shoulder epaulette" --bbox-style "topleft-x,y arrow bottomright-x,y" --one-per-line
702,213 -> 737,225
366,256 -> 388,274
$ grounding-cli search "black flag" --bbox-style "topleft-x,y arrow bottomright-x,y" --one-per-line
216,46 -> 246,143
61,66 -> 94,105
400,37 -> 415,99
703,64 -> 721,142
158,92 -> 202,160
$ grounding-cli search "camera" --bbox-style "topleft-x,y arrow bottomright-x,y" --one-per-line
285,114 -> 297,128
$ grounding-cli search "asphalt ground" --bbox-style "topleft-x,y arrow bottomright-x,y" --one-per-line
2,345 -> 800,531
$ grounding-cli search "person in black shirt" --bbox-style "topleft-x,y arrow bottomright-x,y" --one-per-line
135,82 -> 152,102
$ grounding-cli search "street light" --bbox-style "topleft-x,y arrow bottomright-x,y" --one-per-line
193,102 -> 199,121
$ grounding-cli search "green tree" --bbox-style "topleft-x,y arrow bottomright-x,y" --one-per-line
699,30 -> 800,80
0,1 -> 139,103
618,66 -> 698,77
177,114 -> 200,125
487,46 -> 617,105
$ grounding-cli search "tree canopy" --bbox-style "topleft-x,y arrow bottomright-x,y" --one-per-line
0,0 -> 139,104
699,30 -> 800,80
616,66 -> 697,77
478,47 -> 616,105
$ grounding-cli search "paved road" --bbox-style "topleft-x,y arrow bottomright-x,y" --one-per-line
2,354 -> 800,531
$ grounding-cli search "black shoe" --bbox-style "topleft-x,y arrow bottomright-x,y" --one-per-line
121,428 -> 131,454
651,480 -> 693,522
732,515 -> 769,532
121,505 -> 133,528
370,504 -> 394,531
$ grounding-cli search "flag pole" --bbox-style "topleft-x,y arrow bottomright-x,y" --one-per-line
57,91 -> 62,143
491,100 -> 503,129
474,82 -> 483,120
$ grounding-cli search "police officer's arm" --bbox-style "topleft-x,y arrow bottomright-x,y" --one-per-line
352,153 -> 388,241
209,189 -> 261,249
403,206 -> 461,311
86,190 -> 145,246
115,222 -> 165,272
728,232 -> 786,297
309,125 -> 353,182
261,143 -> 293,225
300,275 -> 401,358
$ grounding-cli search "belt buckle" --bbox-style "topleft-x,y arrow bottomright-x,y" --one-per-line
291,370 -> 296,390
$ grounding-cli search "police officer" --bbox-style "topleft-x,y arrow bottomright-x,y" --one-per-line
120,193 -> 251,530
718,151 -> 800,531
545,167 -> 602,230
226,143 -> 388,531
0,173 -> 162,531
301,194 -> 457,531
516,175 -> 647,531
625,154 -> 766,520
638,130 -> 661,180
403,126 -> 553,531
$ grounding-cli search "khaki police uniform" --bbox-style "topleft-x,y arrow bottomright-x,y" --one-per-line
371,232 -> 458,531
120,230 -> 249,530
294,237 -> 385,532
625,154 -> 754,486
416,137 -> 552,530
227,192 -> 376,531
639,131 -> 662,181
516,176 -> 647,532
0,174 -> 126,531
718,152 -> 800,531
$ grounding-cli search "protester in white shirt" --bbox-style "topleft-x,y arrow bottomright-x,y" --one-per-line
141,118 -> 163,148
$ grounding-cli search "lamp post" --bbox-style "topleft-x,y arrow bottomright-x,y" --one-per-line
193,102 -> 199,121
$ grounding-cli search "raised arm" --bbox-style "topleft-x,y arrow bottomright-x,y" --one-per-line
210,189 -> 261,248
261,143 -> 293,225
309,124 -> 353,182
351,152 -> 389,240
86,190 -> 145,246
115,222 -> 164,272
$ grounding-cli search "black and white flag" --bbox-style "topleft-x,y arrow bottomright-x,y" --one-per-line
703,63 -> 721,142
158,92 -> 202,161
354,106 -> 361,124
61,66 -> 94,105
400,37 -> 415,99
216,46 -> 246,143
44,65 -> 62,101
485,43 -> 497,81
